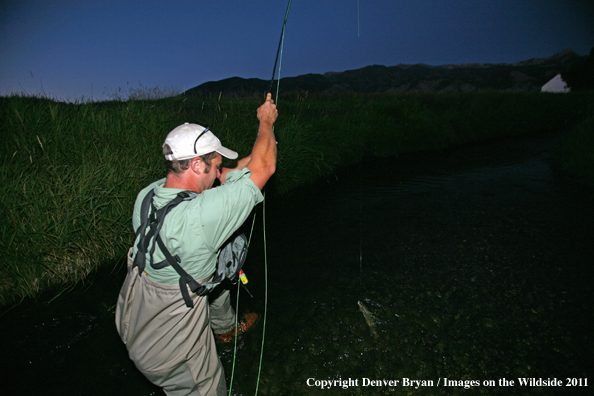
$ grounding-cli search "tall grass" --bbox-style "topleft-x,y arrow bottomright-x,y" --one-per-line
0,91 -> 592,305
0,96 -> 182,303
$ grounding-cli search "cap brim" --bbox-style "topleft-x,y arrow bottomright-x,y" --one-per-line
217,146 -> 238,160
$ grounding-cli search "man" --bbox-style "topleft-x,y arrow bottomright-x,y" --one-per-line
115,95 -> 278,396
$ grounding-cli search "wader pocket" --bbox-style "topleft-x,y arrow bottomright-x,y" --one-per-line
115,248 -> 139,344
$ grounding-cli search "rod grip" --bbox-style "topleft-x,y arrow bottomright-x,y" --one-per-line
266,93 -> 272,101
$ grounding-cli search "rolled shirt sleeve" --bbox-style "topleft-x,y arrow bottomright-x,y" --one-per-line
199,168 -> 264,251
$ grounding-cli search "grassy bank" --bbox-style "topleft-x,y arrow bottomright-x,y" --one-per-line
1,91 -> 592,305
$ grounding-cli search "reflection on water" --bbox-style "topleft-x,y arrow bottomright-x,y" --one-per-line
1,131 -> 592,395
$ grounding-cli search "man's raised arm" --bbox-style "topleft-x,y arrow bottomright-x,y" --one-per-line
247,94 -> 278,190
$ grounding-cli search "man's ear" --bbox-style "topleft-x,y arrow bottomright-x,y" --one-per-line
190,157 -> 202,175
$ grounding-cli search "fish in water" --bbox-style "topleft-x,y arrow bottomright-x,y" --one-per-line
358,300 -> 379,340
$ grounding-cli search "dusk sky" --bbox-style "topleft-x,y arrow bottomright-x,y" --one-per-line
1,0 -> 592,101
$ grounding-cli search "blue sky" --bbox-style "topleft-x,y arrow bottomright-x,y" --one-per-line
1,0 -> 592,101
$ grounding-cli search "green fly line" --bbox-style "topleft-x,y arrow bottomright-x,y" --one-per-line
227,1 -> 292,395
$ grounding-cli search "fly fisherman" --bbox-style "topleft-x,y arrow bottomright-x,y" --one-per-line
115,95 -> 278,396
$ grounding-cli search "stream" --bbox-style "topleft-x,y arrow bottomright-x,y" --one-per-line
1,130 -> 592,395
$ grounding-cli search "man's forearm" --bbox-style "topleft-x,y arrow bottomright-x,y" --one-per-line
252,121 -> 276,167
247,97 -> 278,189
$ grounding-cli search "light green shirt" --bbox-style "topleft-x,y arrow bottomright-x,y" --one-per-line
132,168 -> 263,284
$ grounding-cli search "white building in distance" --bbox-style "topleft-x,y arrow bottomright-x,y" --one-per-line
541,74 -> 570,93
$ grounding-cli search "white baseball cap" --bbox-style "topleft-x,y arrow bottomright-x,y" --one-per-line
163,123 -> 238,161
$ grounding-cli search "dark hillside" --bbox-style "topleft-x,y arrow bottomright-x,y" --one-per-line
185,48 -> 586,97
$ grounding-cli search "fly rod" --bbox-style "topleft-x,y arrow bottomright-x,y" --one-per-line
268,0 -> 293,100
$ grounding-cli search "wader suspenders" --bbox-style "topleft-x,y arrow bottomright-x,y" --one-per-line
132,189 -> 206,308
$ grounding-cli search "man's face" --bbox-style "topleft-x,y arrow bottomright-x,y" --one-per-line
199,154 -> 223,191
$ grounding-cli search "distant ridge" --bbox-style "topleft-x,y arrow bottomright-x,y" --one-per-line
184,49 -> 586,97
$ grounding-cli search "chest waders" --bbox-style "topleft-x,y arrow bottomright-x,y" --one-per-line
133,189 -> 248,308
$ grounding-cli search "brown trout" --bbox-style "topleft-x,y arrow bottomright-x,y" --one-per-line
358,300 -> 379,340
